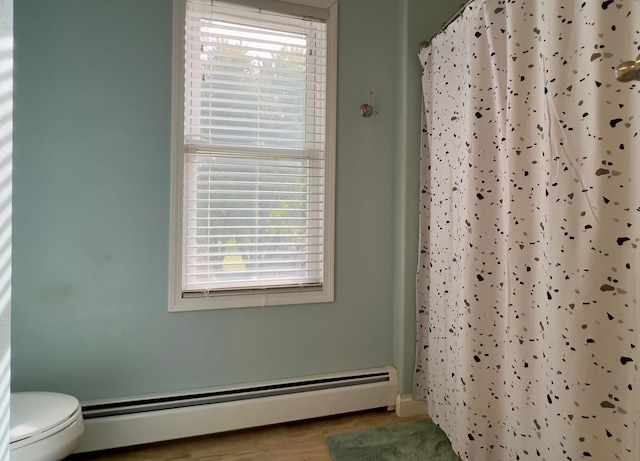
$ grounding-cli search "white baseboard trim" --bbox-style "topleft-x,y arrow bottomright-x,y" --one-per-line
394,394 -> 428,418
75,366 -> 398,453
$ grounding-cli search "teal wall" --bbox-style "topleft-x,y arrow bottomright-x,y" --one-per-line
392,0 -> 463,395
12,0 -> 458,402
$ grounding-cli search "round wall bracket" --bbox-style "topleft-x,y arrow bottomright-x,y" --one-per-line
360,92 -> 378,118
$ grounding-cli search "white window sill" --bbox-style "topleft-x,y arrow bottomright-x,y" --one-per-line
170,287 -> 334,311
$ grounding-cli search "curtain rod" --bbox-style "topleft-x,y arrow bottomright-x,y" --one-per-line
419,0 -> 476,51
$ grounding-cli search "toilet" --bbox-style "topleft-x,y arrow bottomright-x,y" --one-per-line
10,392 -> 84,461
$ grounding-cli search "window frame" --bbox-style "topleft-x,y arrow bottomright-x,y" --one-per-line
169,0 -> 337,311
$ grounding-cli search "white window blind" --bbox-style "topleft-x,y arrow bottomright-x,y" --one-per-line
182,0 -> 328,295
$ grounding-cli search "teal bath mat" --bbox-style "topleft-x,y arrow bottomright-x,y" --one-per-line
326,419 -> 462,461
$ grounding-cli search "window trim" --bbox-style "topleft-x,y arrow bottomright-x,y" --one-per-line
169,0 -> 336,311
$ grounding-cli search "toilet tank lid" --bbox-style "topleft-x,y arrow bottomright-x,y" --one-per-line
10,392 -> 80,443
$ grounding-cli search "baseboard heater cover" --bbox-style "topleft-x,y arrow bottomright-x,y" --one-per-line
74,366 -> 398,453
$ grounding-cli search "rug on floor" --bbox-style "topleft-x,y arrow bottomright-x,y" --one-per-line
326,419 -> 463,461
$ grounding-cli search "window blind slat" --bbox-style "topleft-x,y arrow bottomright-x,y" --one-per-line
190,239 -> 321,246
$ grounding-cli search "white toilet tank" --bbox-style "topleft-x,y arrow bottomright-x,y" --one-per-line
10,392 -> 84,461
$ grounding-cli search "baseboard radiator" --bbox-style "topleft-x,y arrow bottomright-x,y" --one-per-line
74,366 -> 398,453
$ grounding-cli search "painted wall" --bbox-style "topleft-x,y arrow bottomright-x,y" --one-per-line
392,0 -> 464,395
11,0 -> 461,402
12,0 -> 398,401
0,0 -> 10,456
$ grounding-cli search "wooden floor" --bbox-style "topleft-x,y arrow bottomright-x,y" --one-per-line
67,409 -> 427,461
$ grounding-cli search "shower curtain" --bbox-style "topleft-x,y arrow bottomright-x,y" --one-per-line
415,1 -> 639,460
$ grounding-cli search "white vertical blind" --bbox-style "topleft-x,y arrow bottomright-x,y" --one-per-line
183,0 -> 327,294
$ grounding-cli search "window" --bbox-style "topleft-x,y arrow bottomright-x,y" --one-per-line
170,0 -> 336,311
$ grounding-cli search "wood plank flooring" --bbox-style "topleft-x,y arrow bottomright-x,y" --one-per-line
67,409 -> 427,461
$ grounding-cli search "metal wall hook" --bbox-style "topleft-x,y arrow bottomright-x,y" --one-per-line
360,92 -> 378,118
615,55 -> 640,82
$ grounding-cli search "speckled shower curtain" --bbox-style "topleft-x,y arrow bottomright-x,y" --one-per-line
415,1 -> 639,460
